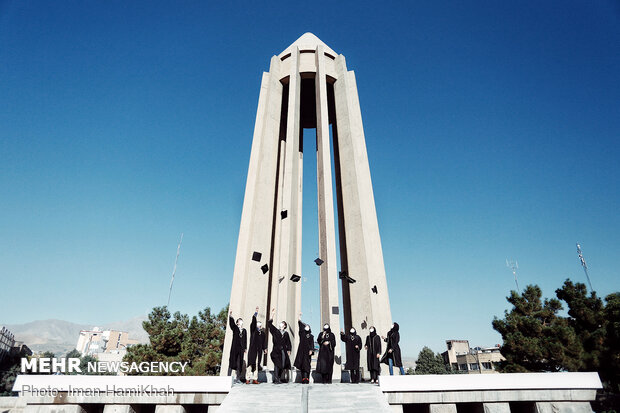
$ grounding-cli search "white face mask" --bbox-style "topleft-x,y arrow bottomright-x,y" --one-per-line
305,325 -> 310,332
391,324 -> 394,329
237,320 -> 243,328
369,328 -> 375,333
256,322 -> 262,329
279,322 -> 285,330
323,324 -> 329,330
350,328 -> 355,334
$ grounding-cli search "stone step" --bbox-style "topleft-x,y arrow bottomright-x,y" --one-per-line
216,382 -> 392,413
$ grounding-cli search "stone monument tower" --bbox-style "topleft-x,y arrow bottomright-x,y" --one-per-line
221,33 -> 392,380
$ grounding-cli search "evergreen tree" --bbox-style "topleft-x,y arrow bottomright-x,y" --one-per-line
415,346 -> 451,374
492,285 -> 583,372
555,280 -> 606,373
124,304 -> 228,375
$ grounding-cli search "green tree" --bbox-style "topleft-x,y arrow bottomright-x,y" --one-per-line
124,304 -> 228,375
415,346 -> 452,374
602,292 -> 620,392
492,285 -> 583,372
555,280 -> 606,373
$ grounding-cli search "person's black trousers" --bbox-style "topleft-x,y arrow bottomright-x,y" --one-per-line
370,369 -> 379,381
350,368 -> 359,383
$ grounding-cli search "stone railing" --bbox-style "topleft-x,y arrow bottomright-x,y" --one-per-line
379,372 -> 602,413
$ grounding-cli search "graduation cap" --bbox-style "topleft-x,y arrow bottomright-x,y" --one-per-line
290,274 -> 301,282
314,258 -> 324,266
252,251 -> 262,262
281,210 -> 288,219
339,271 -> 356,284
261,264 -> 269,274
371,285 -> 378,294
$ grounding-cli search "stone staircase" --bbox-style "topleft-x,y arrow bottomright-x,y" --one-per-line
216,382 -> 392,413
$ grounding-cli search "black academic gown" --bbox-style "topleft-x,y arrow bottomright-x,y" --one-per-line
316,328 -> 336,374
228,316 -> 247,369
365,331 -> 382,372
380,322 -> 403,367
248,313 -> 267,368
293,320 -> 314,372
268,320 -> 292,369
340,331 -> 362,370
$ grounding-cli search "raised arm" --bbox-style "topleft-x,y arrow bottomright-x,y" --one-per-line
228,311 -> 239,334
251,307 -> 258,332
267,309 -> 279,336
340,331 -> 347,343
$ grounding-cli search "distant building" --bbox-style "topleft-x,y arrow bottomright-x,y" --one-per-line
0,326 -> 15,363
76,327 -> 139,356
441,339 -> 505,374
1,327 -> 32,363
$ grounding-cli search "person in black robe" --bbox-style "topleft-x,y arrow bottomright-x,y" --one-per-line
365,326 -> 382,383
380,322 -> 405,375
340,327 -> 362,383
267,308 -> 292,384
316,323 -> 336,383
293,312 -> 314,384
228,310 -> 247,383
246,306 -> 267,384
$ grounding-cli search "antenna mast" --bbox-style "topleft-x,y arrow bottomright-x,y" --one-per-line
576,243 -> 593,291
167,233 -> 184,307
506,259 -> 519,291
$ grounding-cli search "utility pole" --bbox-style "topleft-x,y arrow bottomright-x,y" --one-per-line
576,243 -> 593,291
167,233 -> 184,307
506,259 -> 519,292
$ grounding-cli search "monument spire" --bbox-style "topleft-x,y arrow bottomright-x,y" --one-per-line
221,34 -> 392,382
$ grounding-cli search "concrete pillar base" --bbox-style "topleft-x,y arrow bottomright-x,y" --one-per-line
24,405 -> 86,413
154,406 -> 187,413
430,404 -> 457,413
535,402 -> 593,413
483,402 -> 511,413
103,405 -> 138,413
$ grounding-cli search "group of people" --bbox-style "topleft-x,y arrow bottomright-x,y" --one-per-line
228,307 -> 405,384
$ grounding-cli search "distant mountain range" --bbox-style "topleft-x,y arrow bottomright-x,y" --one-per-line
4,316 -> 149,356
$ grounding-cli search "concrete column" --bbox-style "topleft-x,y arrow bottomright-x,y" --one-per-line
222,55 -> 283,375
154,406 -> 187,413
315,44 -> 342,380
267,137 -> 287,371
103,405 -> 138,413
483,403 -> 511,413
333,54 -> 392,356
275,45 -> 302,348
429,404 -> 457,413
24,406 -> 86,413
535,402 -> 593,413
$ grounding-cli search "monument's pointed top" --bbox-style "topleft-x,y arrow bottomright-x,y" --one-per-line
279,32 -> 337,57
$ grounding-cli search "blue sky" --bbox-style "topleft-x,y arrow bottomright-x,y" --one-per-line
1,1 -> 619,357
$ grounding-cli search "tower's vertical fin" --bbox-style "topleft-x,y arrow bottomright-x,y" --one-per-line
315,45 -> 342,377
221,56 -> 283,376
276,46 -> 302,344
333,55 -> 393,373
